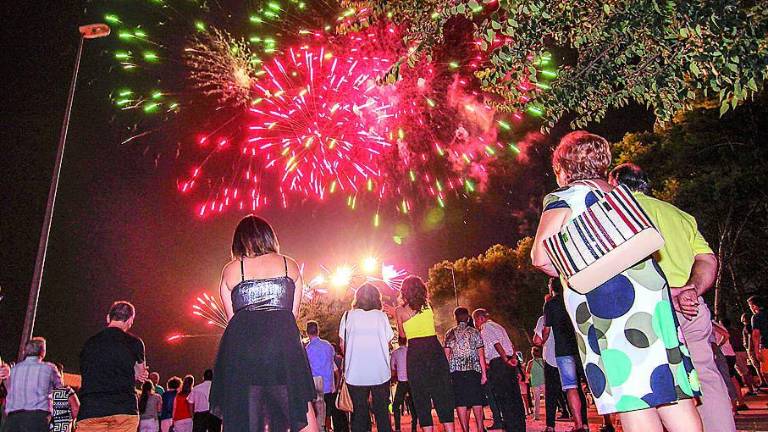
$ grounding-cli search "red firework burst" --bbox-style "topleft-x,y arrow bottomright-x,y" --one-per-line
245,46 -> 394,204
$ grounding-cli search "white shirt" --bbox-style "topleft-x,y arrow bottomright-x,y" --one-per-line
339,309 -> 394,386
391,346 -> 408,382
480,320 -> 515,363
534,315 -> 557,367
187,380 -> 211,412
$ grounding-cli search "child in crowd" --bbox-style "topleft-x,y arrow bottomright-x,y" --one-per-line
526,347 -> 545,421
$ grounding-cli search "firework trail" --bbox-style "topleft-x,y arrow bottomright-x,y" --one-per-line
192,292 -> 228,328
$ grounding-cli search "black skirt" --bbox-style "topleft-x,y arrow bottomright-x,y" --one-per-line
406,336 -> 455,425
209,309 -> 315,432
451,370 -> 486,407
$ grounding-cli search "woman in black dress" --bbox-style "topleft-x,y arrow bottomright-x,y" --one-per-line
209,215 -> 317,431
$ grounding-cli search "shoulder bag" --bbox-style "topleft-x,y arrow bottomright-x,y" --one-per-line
543,180 -> 664,294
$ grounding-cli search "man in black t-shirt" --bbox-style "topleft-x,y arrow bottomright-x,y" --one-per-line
76,301 -> 148,432
542,279 -> 588,432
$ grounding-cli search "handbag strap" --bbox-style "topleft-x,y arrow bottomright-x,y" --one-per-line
573,179 -> 607,198
341,311 -> 349,377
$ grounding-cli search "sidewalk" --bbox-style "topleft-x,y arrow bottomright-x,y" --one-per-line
388,390 -> 768,431
736,391 -> 768,432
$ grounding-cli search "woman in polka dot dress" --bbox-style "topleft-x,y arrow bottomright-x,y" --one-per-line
531,131 -> 703,432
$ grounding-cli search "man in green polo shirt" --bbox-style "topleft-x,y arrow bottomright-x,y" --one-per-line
609,163 -> 734,432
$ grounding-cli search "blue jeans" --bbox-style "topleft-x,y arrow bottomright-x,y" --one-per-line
555,355 -> 579,390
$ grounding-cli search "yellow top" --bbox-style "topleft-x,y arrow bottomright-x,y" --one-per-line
634,192 -> 714,288
402,307 -> 437,339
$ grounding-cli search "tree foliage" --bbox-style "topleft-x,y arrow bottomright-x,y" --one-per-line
427,238 -> 549,347
613,94 -> 768,318
342,0 -> 768,129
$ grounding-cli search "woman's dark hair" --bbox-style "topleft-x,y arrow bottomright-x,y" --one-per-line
180,375 -> 194,396
721,317 -> 732,328
166,376 -> 182,390
138,380 -> 154,414
608,163 -> 651,194
454,307 -> 470,324
231,215 -> 280,259
400,276 -> 428,312
353,283 -> 383,311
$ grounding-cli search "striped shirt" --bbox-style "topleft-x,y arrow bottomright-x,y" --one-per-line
5,356 -> 63,413
480,320 -> 515,362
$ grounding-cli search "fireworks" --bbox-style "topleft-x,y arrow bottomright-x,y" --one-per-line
100,1 -> 554,225
245,45 -> 393,203
185,29 -> 260,108
192,292 -> 228,328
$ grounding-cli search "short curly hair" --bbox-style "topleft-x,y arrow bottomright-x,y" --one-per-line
552,131 -> 611,184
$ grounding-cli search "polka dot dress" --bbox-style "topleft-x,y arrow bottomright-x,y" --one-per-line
543,185 -> 701,414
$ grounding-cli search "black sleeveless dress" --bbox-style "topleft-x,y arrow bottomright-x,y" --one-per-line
210,258 -> 315,431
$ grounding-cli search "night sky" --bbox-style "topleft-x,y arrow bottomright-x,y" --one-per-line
0,1 -> 653,379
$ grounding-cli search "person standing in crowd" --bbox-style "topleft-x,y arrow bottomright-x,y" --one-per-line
138,380 -> 162,432
533,307 -> 570,432
609,163 -> 734,432
542,278 -> 588,432
395,276 -> 455,432
305,321 -> 336,432
339,283 -> 394,432
188,369 -> 220,432
711,321 -> 746,411
209,215 -> 317,432
444,307 -> 487,432
149,372 -> 165,395
159,377 -> 181,432
173,376 -> 194,432
748,296 -> 768,385
1,338 -> 62,432
391,337 -> 417,432
77,301 -> 149,432
472,309 -> 526,432
50,363 -> 79,432
532,132 -> 703,432
740,313 -> 762,391
526,347 -> 544,422
723,317 -> 756,396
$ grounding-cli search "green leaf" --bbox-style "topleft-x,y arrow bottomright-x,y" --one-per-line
719,99 -> 730,116
689,62 -> 701,76
747,77 -> 758,92
603,4 -> 611,14
491,20 -> 501,30
456,4 -> 466,14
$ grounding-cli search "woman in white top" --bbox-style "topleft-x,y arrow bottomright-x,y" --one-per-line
339,283 -> 394,432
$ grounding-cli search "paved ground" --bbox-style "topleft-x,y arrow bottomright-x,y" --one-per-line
387,390 -> 768,431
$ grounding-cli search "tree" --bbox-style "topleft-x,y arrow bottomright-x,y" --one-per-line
427,238 -> 549,348
342,0 -> 768,129
613,94 -> 768,318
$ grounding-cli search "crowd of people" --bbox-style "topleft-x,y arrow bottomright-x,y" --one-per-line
0,303 -> 221,432
1,130 -> 767,432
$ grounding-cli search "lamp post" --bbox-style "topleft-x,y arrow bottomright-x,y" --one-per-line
447,266 -> 458,306
18,24 -> 111,361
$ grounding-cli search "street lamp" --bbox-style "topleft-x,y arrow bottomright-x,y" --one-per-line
450,267 -> 458,306
18,23 -> 111,361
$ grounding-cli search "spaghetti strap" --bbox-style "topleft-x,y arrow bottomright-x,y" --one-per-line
240,259 -> 245,282
283,256 -> 288,277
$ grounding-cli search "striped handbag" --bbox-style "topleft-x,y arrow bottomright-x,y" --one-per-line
543,180 -> 664,294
